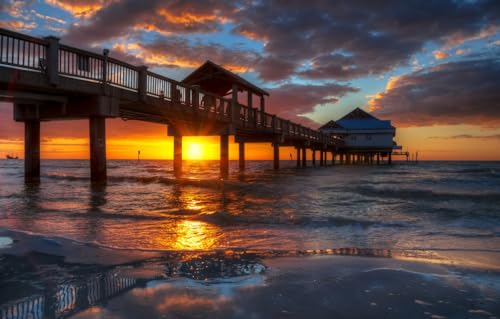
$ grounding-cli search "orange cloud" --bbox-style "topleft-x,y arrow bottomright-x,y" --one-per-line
433,50 -> 449,60
45,0 -> 111,18
0,20 -> 36,31
111,40 -> 254,73
157,9 -> 226,26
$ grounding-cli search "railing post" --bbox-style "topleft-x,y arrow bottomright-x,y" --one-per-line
192,85 -> 199,109
231,84 -> 240,123
260,96 -> 265,126
137,65 -> 148,101
102,49 -> 109,94
185,87 -> 191,106
44,36 -> 59,86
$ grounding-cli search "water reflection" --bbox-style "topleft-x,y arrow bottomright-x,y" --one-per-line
0,251 -> 265,319
172,220 -> 218,250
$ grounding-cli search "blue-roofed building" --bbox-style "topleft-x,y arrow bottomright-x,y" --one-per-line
320,108 -> 401,164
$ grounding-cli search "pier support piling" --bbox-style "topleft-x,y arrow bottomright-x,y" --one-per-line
24,121 -> 40,183
174,134 -> 182,176
220,134 -> 229,178
377,153 -> 380,165
302,147 -> 307,167
312,149 -> 316,166
238,142 -> 245,171
332,151 -> 335,165
388,153 -> 392,165
296,147 -> 301,168
89,117 -> 107,182
273,143 -> 280,170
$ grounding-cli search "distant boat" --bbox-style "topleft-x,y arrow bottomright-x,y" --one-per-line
6,154 -> 19,160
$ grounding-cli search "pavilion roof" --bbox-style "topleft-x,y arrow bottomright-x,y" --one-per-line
182,60 -> 269,97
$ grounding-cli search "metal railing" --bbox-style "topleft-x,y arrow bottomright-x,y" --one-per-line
0,28 -> 341,147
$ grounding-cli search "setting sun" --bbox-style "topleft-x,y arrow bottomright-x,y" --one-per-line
187,143 -> 203,160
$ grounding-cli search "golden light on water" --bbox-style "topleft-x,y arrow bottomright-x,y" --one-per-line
173,220 -> 218,250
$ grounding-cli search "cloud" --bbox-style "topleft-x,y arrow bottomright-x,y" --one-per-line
45,0 -> 111,18
266,83 -> 359,127
433,50 -> 449,60
0,20 -> 37,31
368,57 -> 500,127
31,10 -> 67,24
62,0 -> 236,45
110,37 -> 258,73
429,134 -> 500,140
232,0 -> 500,81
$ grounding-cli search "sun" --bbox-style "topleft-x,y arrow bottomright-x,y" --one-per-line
186,143 -> 203,160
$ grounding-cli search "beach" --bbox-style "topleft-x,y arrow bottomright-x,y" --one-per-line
1,229 -> 499,319
1,160 -> 500,318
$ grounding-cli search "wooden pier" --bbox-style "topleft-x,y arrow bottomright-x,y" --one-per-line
0,28 -> 392,183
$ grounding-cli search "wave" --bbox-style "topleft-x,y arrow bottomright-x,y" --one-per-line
355,185 -> 500,202
193,211 -> 408,228
41,173 -> 235,189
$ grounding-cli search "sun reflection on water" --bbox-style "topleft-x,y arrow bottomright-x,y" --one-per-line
172,220 -> 219,250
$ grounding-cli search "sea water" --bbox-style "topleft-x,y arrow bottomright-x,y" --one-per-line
0,160 -> 499,266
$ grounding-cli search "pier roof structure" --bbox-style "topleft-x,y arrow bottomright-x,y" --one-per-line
320,108 -> 395,133
182,60 -> 269,97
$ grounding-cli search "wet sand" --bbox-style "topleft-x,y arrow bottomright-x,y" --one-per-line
1,229 -> 499,319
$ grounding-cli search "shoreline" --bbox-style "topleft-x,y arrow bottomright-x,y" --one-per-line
1,229 -> 499,318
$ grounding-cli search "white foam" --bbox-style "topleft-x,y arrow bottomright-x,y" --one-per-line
0,236 -> 13,248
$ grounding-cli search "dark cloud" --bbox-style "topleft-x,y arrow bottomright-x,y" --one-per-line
63,0 -> 237,45
266,83 -> 359,127
110,36 -> 259,72
369,57 -> 500,127
233,0 -> 500,81
47,0 -> 500,82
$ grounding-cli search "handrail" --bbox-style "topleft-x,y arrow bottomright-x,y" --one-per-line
0,27 -> 341,147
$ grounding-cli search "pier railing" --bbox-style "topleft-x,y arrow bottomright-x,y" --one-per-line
0,28 -> 340,147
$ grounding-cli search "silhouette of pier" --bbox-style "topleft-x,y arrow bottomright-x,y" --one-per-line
0,28 -> 344,182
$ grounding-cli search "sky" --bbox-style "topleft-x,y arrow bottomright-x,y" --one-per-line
1,0 -> 499,160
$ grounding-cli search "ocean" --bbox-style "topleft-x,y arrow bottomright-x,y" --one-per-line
1,160 -> 499,263
1,160 -> 500,318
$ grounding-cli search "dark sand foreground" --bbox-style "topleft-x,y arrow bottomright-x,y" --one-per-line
1,229 -> 499,319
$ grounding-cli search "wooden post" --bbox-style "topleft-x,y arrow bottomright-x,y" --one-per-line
320,150 -> 324,166
192,85 -> 199,108
24,121 -> 40,183
296,147 -> 301,168
273,143 -> 280,170
220,134 -> 229,178
239,142 -> 245,171
312,149 -> 316,166
332,151 -> 335,165
89,117 -> 106,182
102,49 -> 109,94
44,36 -> 59,86
377,153 -> 380,165
137,65 -> 148,101
248,91 -> 253,109
346,152 -> 351,165
231,84 -> 239,123
260,96 -> 265,127
302,147 -> 307,167
174,134 -> 182,176
388,152 -> 392,165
